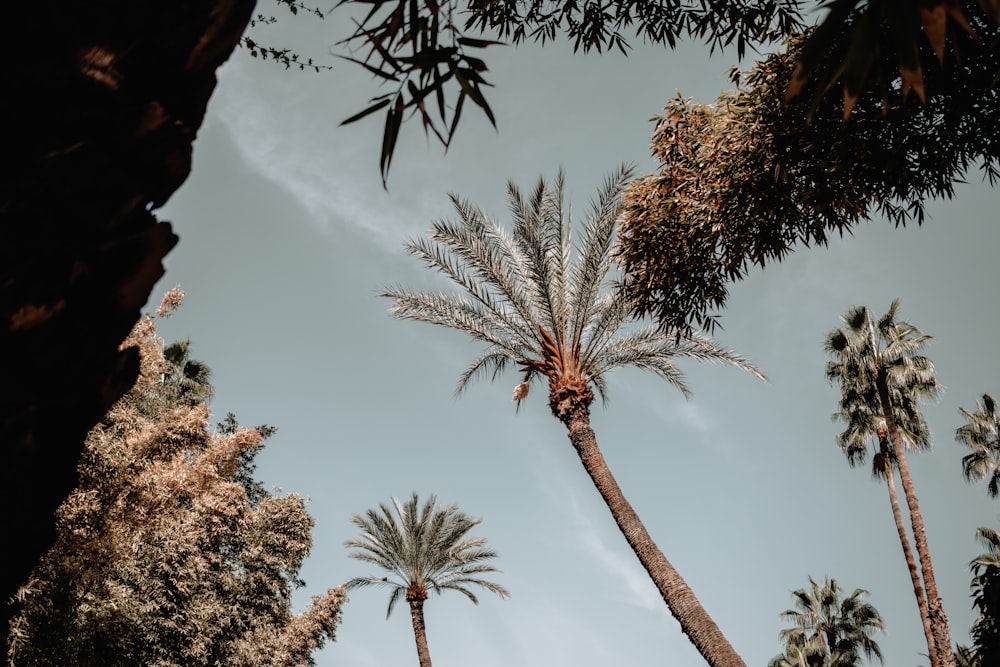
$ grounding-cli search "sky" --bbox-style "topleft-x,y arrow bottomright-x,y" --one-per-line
150,6 -> 1000,666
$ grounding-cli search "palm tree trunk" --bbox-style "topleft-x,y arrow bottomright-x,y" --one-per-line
564,409 -> 746,667
408,599 -> 433,667
879,435 -> 939,667
875,374 -> 955,667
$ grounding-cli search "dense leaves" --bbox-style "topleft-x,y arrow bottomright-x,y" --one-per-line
6,291 -> 345,667
789,0 -> 1000,116
620,26 -> 1000,334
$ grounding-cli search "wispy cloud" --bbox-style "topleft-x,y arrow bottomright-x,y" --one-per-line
207,58 -> 437,252
515,433 -> 665,613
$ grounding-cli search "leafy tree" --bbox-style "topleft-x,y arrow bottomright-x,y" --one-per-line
824,301 -> 953,667
619,26 -> 1000,334
382,167 -> 764,667
344,493 -> 508,667
968,526 -> 1000,667
6,290 -> 345,667
768,576 -> 885,667
956,394 -> 1000,497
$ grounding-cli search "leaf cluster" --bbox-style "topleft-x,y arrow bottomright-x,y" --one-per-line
334,0 -> 804,183
619,24 -> 1000,335
789,0 -> 1000,117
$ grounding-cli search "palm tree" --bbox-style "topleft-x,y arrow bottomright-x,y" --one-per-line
828,353 -> 936,665
769,576 -> 885,667
382,167 -> 765,667
162,338 -> 214,406
956,394 -> 1000,497
825,301 -> 954,667
344,493 -> 508,667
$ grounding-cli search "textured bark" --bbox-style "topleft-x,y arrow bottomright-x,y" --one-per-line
876,374 -> 955,667
563,405 -> 746,667
0,0 -> 255,645
878,434 -> 939,667
408,599 -> 434,667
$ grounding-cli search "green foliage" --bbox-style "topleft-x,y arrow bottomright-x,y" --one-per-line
6,297 -> 345,666
620,27 -> 1000,334
769,576 -> 886,667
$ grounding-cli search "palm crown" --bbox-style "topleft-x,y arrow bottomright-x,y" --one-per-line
825,300 -> 940,467
956,394 -> 1000,497
344,493 -> 508,619
383,166 -> 764,423
772,577 -> 885,667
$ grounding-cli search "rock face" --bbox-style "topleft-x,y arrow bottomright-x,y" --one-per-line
1,0 -> 255,643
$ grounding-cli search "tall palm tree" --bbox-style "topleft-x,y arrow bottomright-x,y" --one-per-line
769,576 -> 885,667
344,493 -> 508,667
829,360 -> 936,665
956,394 -> 1000,497
825,301 -> 954,667
382,167 -> 765,667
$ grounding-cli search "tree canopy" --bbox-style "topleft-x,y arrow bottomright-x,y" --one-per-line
6,291 -> 345,666
619,21 -> 1000,334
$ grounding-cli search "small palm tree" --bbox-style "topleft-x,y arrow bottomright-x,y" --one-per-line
382,167 -> 764,667
825,301 -> 953,667
956,394 -> 1000,497
770,576 -> 885,667
344,493 -> 508,667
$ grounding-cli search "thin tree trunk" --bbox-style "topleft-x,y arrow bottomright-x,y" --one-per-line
408,599 -> 433,667
879,435 -> 939,667
876,374 -> 955,667
565,410 -> 746,667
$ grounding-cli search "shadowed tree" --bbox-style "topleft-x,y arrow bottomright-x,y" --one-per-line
968,526 -> 1000,666
825,301 -> 953,667
956,394 -> 1000,497
381,167 -> 765,667
769,576 -> 885,667
344,493 -> 508,667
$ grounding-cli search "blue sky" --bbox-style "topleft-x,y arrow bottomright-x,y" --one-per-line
151,9 -> 999,666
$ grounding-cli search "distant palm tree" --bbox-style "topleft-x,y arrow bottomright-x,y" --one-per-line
382,167 -> 764,667
825,301 -> 953,667
956,394 -> 1000,497
162,339 -> 214,406
344,493 -> 508,667
769,576 -> 885,667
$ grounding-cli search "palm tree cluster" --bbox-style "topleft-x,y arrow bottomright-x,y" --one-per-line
380,167 -> 764,667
